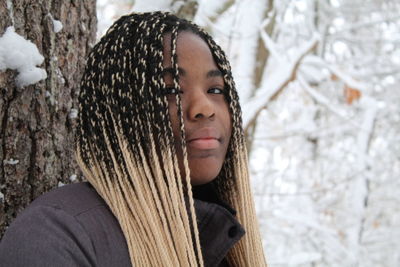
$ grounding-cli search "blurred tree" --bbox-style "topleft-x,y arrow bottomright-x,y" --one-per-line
172,0 -> 198,20
0,0 -> 96,236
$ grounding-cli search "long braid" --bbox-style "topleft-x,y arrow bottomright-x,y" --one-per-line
170,22 -> 205,266
76,11 -> 266,266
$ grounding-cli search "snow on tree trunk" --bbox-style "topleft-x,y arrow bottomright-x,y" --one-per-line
0,0 -> 96,236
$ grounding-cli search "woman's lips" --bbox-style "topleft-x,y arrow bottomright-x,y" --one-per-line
186,127 -> 221,150
188,138 -> 219,150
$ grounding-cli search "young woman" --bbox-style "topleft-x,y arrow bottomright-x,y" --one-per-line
0,12 -> 266,266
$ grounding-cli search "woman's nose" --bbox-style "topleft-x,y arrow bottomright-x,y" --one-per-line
186,91 -> 215,121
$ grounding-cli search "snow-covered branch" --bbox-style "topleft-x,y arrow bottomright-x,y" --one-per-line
346,96 -> 378,261
298,75 -> 360,127
333,15 -> 400,35
259,17 -> 280,60
357,97 -> 378,160
302,55 -> 369,92
242,34 -> 319,130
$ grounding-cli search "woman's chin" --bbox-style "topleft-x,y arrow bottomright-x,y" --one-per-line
188,167 -> 221,185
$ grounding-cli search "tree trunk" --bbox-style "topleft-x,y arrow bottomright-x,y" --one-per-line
0,0 -> 97,236
253,0 -> 274,91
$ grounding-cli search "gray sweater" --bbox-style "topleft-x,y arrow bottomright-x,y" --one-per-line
0,182 -> 244,267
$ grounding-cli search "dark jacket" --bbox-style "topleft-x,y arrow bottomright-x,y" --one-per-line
0,182 -> 244,267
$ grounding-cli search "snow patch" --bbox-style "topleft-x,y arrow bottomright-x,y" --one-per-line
3,158 -> 19,165
132,0 -> 171,12
69,174 -> 77,182
69,108 -> 78,119
58,181 -> 66,187
6,0 -> 15,25
81,23 -> 87,32
0,191 -> 3,202
53,19 -> 63,33
0,27 -> 47,87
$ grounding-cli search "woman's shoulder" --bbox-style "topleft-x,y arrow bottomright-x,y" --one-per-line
31,182 -> 107,217
0,182 -> 103,266
0,182 -> 130,267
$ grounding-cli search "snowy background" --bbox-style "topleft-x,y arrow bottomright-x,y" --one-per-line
96,1 -> 400,266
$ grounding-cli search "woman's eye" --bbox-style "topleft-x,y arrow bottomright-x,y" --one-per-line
165,87 -> 183,95
208,87 -> 224,94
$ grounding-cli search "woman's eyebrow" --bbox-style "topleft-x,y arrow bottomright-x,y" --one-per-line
206,69 -> 222,78
162,67 -> 222,78
162,67 -> 186,76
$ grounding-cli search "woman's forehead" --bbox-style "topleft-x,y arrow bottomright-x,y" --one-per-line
162,31 -> 209,53
162,31 -> 215,66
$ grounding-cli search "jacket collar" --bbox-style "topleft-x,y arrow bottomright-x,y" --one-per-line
193,184 -> 245,267
192,183 -> 237,215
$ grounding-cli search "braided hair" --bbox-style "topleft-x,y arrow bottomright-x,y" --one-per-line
76,12 -> 266,266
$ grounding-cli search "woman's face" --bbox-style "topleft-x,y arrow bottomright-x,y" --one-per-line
162,31 -> 232,185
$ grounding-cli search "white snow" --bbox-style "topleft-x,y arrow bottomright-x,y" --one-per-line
0,191 -> 3,202
69,174 -> 77,182
68,108 -> 78,119
242,34 -> 319,128
132,0 -> 171,12
6,0 -> 15,25
3,158 -> 19,165
58,181 -> 66,187
221,0 -> 268,103
52,19 -> 63,33
303,55 -> 369,92
298,75 -> 349,120
0,27 -> 47,87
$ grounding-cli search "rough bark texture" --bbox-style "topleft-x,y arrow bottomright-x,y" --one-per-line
0,0 -> 97,236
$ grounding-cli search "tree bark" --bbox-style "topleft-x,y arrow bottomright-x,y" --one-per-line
0,0 -> 97,236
